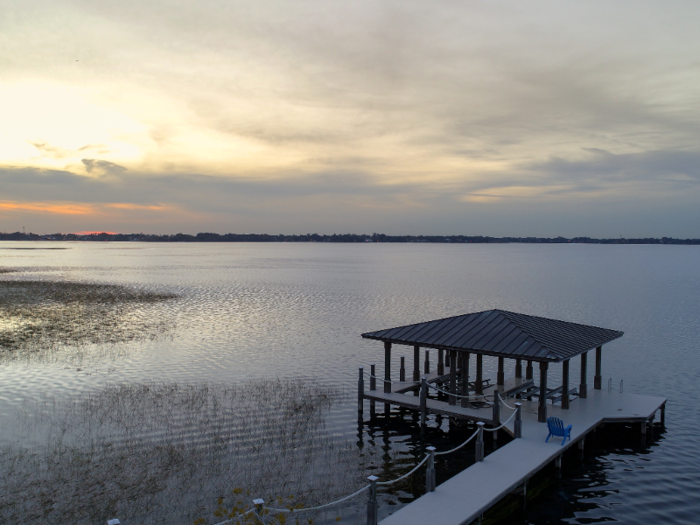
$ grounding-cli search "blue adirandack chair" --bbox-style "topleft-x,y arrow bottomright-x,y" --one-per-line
546,417 -> 572,446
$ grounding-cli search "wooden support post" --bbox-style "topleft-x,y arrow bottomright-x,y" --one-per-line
594,346 -> 602,390
562,359 -> 570,410
526,360 -> 533,380
449,350 -> 457,406
515,358 -> 522,379
399,357 -> 405,382
425,446 -> 436,492
384,342 -> 392,394
420,377 -> 428,427
514,402 -> 522,438
578,436 -> 585,458
538,361 -> 548,423
358,367 -> 364,417
476,354 -> 484,395
438,349 -> 444,375
579,351 -> 588,399
497,357 -> 505,387
369,364 -> 376,418
445,350 -> 451,368
424,349 -> 430,374
555,456 -> 562,479
476,422 -> 485,462
660,402 -> 666,425
413,345 -> 420,382
461,352 -> 470,408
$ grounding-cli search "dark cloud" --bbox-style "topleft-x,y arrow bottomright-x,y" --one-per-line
81,159 -> 127,176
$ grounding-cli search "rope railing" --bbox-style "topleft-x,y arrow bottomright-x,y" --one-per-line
367,373 -> 400,384
482,408 -> 518,432
434,426 -> 481,456
497,392 -> 517,411
426,382 -> 489,401
377,455 -> 431,486
263,484 -> 371,514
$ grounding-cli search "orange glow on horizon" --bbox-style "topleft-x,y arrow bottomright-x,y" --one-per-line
70,231 -> 118,235
0,201 -> 172,216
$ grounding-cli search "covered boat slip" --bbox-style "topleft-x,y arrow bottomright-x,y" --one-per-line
360,309 -> 667,525
378,388 -> 666,525
361,309 -> 626,423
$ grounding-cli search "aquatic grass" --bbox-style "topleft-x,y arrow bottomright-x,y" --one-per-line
0,281 -> 177,360
1,379 -> 382,525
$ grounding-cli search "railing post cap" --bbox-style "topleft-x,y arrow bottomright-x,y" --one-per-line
422,376 -> 427,380
515,402 -> 522,407
371,363 -> 376,366
107,520 -> 120,525
477,421 -> 485,426
367,475 -> 379,482
252,499 -> 265,505
359,366 -> 364,370
426,446 -> 436,451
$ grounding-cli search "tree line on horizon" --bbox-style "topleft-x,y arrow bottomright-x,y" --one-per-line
1,231 -> 699,244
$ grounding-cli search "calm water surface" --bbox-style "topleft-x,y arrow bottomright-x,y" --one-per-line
0,242 -> 698,524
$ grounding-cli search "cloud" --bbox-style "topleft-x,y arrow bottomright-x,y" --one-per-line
81,159 -> 127,177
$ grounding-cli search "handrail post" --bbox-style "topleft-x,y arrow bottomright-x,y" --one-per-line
425,446 -> 436,492
476,422 -> 485,461
492,393 -> 500,426
367,475 -> 379,525
358,367 -> 365,417
253,499 -> 265,518
514,402 -> 522,438
400,357 -> 406,382
420,377 -> 428,428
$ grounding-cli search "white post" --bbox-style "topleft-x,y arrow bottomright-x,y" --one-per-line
425,446 -> 436,492
476,422 -> 485,462
367,475 -> 379,525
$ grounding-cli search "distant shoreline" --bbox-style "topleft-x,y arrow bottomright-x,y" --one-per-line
1,232 -> 699,245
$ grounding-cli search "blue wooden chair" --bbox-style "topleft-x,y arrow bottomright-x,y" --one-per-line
546,417 -> 572,446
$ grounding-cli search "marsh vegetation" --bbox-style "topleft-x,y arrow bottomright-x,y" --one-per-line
0,280 -> 177,361
0,379 -> 386,524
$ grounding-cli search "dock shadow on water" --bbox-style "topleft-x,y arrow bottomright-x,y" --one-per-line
0,379 -> 388,525
0,280 -> 177,363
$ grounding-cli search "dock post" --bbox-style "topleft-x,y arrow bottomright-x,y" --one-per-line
514,402 -> 522,438
449,350 -> 457,406
594,346 -> 602,389
515,358 -> 522,379
476,422 -> 485,462
424,349 -> 430,374
370,364 -> 376,418
476,354 -> 484,395
660,402 -> 666,425
400,357 -> 406,382
555,456 -> 562,479
497,357 -> 505,387
461,352 -> 470,408
492,393 -> 501,426
526,360 -> 533,380
425,446 -> 436,492
562,359 -> 570,409
366,475 -> 378,525
413,345 -> 420,382
579,351 -> 588,398
438,349 -> 444,375
358,367 -> 365,417
384,342 -> 392,394
538,361 -> 549,423
420,377 -> 428,427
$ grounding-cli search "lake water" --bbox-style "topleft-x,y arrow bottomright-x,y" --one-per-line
0,242 -> 697,524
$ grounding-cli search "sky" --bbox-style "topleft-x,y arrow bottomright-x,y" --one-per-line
1,0 -> 700,237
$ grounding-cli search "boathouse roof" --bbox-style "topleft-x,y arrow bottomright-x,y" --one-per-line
361,309 -> 623,362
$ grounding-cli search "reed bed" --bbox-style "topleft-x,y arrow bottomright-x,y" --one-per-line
1,379 -> 383,525
0,281 -> 177,361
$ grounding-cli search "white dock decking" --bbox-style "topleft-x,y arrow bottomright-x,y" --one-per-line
377,388 -> 666,525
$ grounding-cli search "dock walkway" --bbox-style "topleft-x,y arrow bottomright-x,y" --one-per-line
378,388 -> 666,525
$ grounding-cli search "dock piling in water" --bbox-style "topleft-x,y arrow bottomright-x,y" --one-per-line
426,447 -> 436,492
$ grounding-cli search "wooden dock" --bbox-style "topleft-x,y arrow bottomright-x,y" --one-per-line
377,388 -> 666,525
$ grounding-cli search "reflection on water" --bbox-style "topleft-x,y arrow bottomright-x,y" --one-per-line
0,242 -> 698,524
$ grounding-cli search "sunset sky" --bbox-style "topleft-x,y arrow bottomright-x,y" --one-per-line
2,0 -> 700,236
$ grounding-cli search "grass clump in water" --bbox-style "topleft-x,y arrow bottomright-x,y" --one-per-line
0,280 -> 177,359
1,379 -> 379,525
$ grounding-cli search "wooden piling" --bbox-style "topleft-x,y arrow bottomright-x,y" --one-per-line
562,359 -> 570,410
358,367 -> 364,417
526,360 -> 533,380
497,357 -> 505,387
594,346 -> 602,390
413,345 -> 420,382
579,351 -> 588,399
538,361 -> 548,423
424,349 -> 430,374
515,358 -> 522,379
384,342 -> 392,394
438,349 -> 445,375
476,354 -> 484,395
449,350 -> 457,406
461,352 -> 470,408
400,357 -> 406,382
